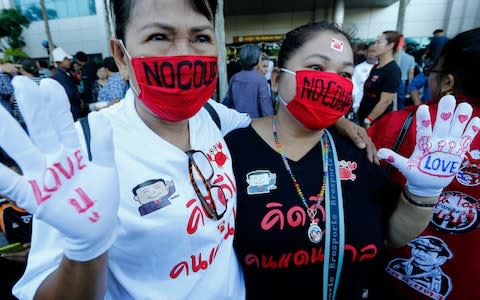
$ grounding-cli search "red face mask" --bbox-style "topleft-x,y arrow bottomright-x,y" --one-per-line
125,45 -> 218,122
279,69 -> 353,130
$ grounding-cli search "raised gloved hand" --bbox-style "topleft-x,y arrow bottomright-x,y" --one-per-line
0,76 -> 119,261
378,95 -> 480,197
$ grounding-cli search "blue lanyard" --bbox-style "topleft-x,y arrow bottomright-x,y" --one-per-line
322,129 -> 345,300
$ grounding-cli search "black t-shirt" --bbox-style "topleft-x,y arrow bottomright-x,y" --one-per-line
358,61 -> 401,122
225,126 -> 399,300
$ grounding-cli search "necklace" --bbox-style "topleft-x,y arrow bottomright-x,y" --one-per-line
272,116 -> 328,243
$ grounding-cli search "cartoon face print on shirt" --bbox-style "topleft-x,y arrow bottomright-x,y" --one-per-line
456,149 -> 480,186
207,142 -> 228,168
132,179 -> 178,216
386,236 -> 453,299
246,170 -> 277,195
431,190 -> 479,233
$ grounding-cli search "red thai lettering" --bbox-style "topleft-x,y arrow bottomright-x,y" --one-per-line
69,187 -> 95,214
191,253 -> 208,272
245,254 -> 260,268
278,253 -> 292,268
344,244 -> 358,262
311,247 -> 324,264
286,206 -> 306,227
293,249 -> 310,266
209,245 -> 219,264
223,222 -> 235,240
359,244 -> 377,262
261,256 -> 277,269
170,261 -> 189,279
261,202 -> 285,231
186,199 -> 205,235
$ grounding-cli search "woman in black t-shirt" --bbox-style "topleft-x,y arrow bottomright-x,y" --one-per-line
358,31 -> 401,128
225,22 -> 477,300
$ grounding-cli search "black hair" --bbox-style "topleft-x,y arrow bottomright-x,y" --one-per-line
382,30 -> 401,53
110,0 -> 218,42
18,58 -> 39,77
37,60 -> 49,68
436,27 -> 480,98
277,21 -> 353,69
75,51 -> 88,62
433,29 -> 444,35
103,56 -> 119,72
239,44 -> 261,70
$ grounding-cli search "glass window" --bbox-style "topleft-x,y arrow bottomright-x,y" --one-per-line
15,0 -> 97,21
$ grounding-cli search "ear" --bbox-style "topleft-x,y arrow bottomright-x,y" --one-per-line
270,67 -> 281,93
440,73 -> 455,95
110,38 -> 130,81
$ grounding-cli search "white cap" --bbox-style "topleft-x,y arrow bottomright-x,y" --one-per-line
52,47 -> 73,62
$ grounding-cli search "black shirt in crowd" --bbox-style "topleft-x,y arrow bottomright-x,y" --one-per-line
225,126 -> 400,300
358,60 -> 401,124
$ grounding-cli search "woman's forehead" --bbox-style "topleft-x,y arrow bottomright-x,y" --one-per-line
297,32 -> 353,60
128,0 -> 212,29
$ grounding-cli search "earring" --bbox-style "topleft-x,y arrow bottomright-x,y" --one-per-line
439,86 -> 454,97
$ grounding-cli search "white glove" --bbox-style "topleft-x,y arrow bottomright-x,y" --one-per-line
0,76 -> 119,261
378,95 -> 480,197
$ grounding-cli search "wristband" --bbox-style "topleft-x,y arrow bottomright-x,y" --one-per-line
366,116 -> 374,123
402,189 -> 436,208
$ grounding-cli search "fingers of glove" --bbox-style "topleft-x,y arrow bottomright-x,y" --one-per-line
88,113 -> 115,167
433,95 -> 456,137
0,164 -> 33,213
449,102 -> 473,138
378,148 -> 408,171
462,117 -> 480,147
12,76 -> 61,153
0,103 -> 43,172
415,105 -> 433,150
40,79 -> 80,149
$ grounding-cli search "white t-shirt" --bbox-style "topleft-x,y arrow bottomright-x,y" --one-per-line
352,61 -> 375,111
13,91 -> 250,300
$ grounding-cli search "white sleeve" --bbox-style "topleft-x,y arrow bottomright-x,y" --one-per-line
206,100 -> 251,136
12,217 -> 66,300
351,67 -> 362,109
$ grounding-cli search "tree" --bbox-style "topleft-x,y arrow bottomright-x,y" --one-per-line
40,0 -> 55,64
0,8 -> 30,50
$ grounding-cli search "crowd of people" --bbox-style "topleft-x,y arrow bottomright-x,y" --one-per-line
0,0 -> 478,299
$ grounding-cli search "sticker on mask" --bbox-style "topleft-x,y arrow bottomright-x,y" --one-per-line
331,38 -> 344,52
246,170 -> 277,195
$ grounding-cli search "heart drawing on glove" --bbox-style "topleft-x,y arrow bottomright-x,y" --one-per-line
473,125 -> 479,133
458,114 -> 469,123
422,120 -> 431,128
441,112 -> 452,121
387,156 -> 395,163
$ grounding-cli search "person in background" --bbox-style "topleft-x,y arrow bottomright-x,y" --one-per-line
264,54 -> 274,85
18,58 -> 43,84
51,47 -> 83,121
36,60 -> 51,78
354,42 -> 368,65
226,21 -> 477,300
352,42 -> 377,114
256,52 -> 269,76
90,65 -> 109,109
424,29 -> 449,65
97,56 -> 129,104
370,27 -> 480,300
357,30 -> 401,128
397,35 -> 416,110
75,51 -> 98,107
223,44 -> 273,118
408,64 -> 432,105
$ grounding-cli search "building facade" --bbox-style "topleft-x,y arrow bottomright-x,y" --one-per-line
1,0 -> 479,59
